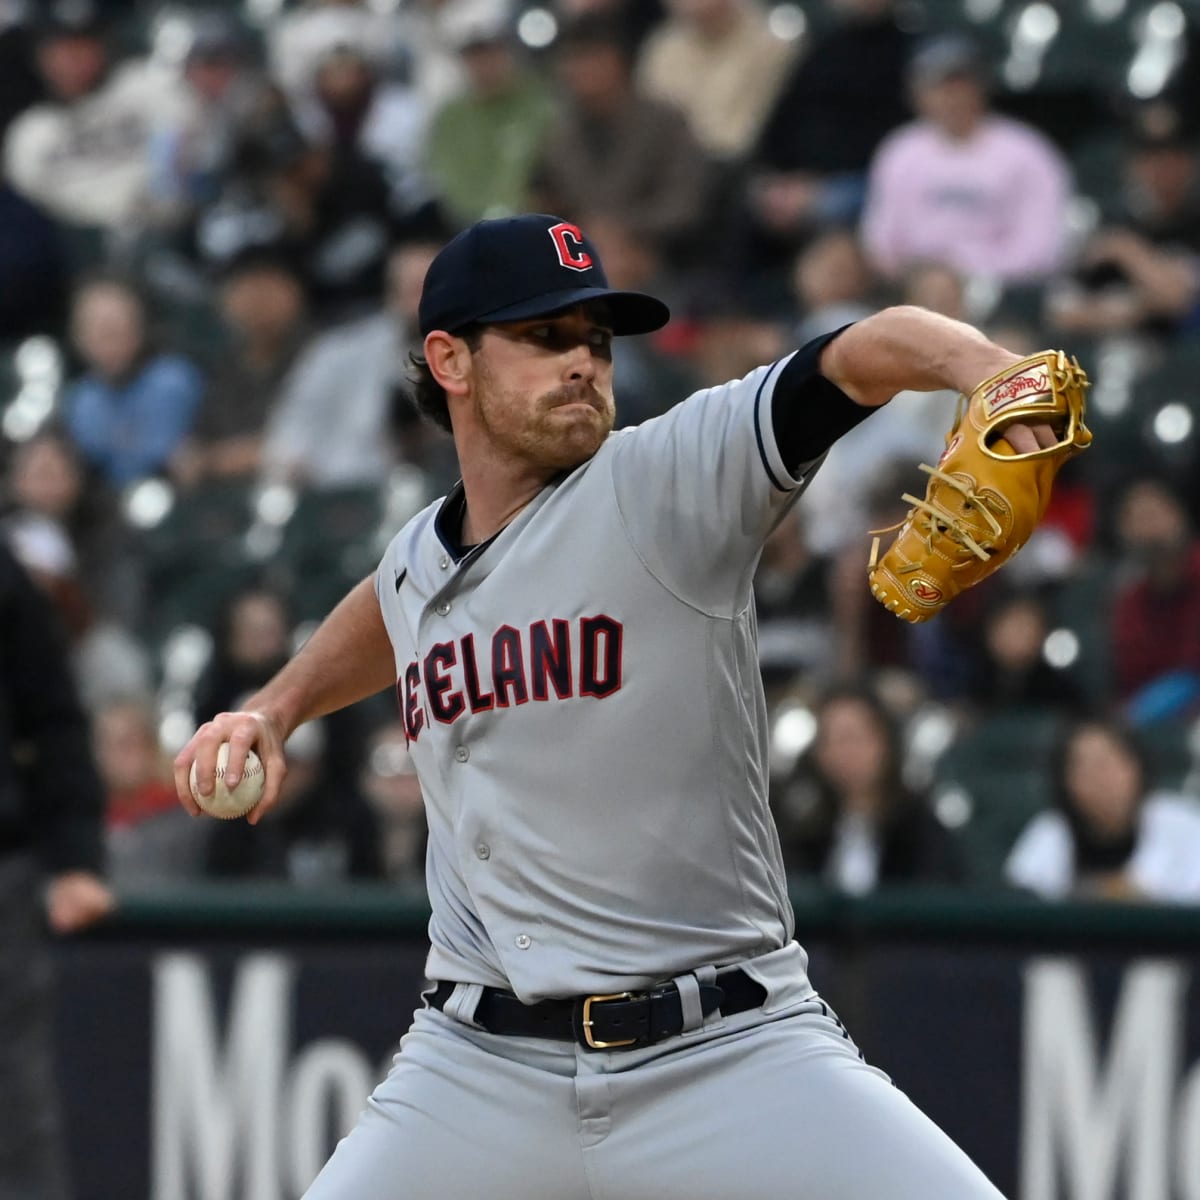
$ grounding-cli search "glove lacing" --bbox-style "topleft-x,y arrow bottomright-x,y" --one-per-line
868,463 -> 1003,573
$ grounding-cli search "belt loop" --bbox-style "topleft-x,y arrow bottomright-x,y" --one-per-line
674,964 -> 718,1034
444,982 -> 485,1028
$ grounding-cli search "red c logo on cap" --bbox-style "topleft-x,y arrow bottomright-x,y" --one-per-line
548,222 -> 592,272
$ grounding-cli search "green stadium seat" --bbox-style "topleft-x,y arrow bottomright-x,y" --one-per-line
932,711 -> 1061,884
277,486 -> 384,621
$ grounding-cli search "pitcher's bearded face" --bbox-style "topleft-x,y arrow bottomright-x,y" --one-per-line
469,308 -> 617,470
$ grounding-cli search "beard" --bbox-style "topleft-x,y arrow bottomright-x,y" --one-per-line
476,370 -> 615,470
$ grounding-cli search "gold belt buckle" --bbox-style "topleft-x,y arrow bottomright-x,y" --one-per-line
581,992 -> 637,1049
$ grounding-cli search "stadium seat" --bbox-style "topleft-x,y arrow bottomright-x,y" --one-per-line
277,485 -> 385,620
931,710 -> 1061,884
136,479 -> 262,642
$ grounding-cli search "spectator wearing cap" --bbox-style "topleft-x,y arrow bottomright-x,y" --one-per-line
4,0 -> 187,232
860,32 -> 1071,283
635,0 -> 798,163
532,15 -> 712,256
423,8 -> 556,227
171,247 -> 311,487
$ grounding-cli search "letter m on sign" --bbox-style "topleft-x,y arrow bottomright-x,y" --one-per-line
1020,957 -> 1185,1200
548,223 -> 592,272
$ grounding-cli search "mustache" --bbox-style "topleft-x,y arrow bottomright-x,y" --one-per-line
542,384 -> 608,410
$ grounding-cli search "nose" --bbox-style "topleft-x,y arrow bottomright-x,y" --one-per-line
564,340 -> 598,383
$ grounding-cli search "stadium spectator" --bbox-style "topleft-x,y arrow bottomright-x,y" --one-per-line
0,182 -> 68,340
533,15 -> 712,257
963,588 -> 1084,716
635,0 -> 797,163
298,42 -> 439,229
0,541 -> 114,1199
2,494 -> 153,713
172,247 -> 310,486
4,0 -> 186,233
96,696 -> 207,887
193,585 -> 293,723
797,262 -> 968,556
860,32 -> 1071,283
553,0 -> 665,51
0,8 -> 43,139
261,239 -> 451,487
146,11 -> 277,229
359,722 -> 427,886
4,425 -> 143,629
186,88 -> 402,321
790,226 -> 877,344
827,464 -> 920,679
1111,100 -> 1200,249
753,506 -> 833,691
62,275 -> 203,487
1045,103 -> 1200,340
423,8 -> 555,227
1006,717 -> 1200,901
775,681 -> 964,891
578,213 -> 701,426
1110,477 -> 1200,719
1045,225 -> 1200,340
741,0 -> 912,285
269,0 -> 429,105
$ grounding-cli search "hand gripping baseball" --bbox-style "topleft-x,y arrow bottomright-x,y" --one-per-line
174,709 -> 288,825
867,350 -> 1092,622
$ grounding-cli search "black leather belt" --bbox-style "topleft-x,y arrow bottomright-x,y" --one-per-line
426,968 -> 766,1051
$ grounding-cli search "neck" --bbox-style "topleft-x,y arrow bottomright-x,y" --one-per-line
841,787 -> 882,819
696,5 -> 740,39
940,110 -> 984,141
458,450 -> 555,545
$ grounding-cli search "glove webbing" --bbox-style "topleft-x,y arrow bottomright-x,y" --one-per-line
868,464 -> 1003,573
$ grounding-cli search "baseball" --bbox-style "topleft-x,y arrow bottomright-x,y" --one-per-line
189,743 -> 265,820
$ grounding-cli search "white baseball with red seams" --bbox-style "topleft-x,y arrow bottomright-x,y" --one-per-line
188,743 -> 264,819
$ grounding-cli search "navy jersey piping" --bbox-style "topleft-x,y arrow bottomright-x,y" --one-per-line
752,358 -> 790,493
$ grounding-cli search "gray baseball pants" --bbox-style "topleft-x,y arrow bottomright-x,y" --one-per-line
304,944 -> 1004,1200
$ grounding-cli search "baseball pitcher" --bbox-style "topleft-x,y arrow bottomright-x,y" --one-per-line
176,213 -> 1088,1199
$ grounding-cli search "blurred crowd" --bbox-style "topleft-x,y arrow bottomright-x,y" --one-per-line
3,0 -> 1200,904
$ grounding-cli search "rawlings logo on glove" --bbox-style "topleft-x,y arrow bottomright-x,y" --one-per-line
867,350 -> 1092,623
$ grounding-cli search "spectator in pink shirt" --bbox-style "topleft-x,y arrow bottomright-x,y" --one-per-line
861,33 -> 1070,283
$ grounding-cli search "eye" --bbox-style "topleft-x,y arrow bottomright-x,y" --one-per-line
588,329 -> 613,351
529,326 -> 552,341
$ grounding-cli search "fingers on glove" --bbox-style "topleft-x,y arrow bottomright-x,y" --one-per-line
1000,422 -> 1058,454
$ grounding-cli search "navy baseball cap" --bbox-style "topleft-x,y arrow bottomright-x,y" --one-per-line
418,214 -> 670,337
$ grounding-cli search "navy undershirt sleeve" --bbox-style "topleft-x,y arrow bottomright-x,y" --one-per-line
771,324 -> 876,473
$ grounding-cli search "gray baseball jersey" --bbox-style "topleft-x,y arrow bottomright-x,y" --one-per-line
374,354 -> 814,1002
304,340 -> 1008,1200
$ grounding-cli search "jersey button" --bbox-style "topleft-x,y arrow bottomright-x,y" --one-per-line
454,745 -> 469,763
435,601 -> 451,616
514,934 -> 532,950
438,555 -> 450,570
475,843 -> 490,860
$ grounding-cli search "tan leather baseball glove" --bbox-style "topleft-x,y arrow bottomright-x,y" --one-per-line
867,350 -> 1092,623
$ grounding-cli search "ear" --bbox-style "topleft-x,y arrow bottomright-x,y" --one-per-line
424,331 -> 474,399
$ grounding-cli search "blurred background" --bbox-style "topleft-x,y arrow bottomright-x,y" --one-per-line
1,0 -> 1200,1196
